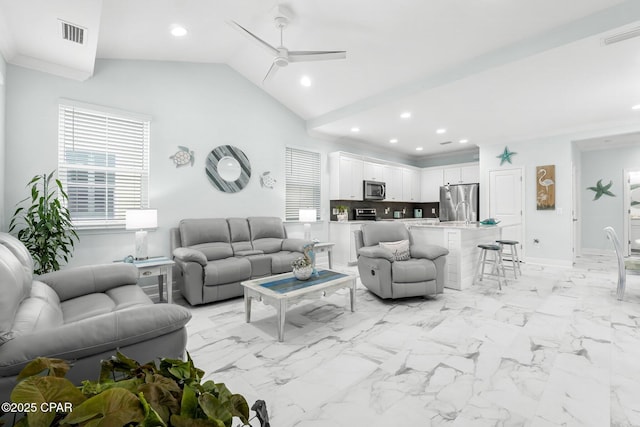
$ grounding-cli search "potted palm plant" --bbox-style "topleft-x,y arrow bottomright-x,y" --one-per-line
8,171 -> 78,274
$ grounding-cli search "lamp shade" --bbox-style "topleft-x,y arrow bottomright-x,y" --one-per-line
125,209 -> 158,230
299,209 -> 317,223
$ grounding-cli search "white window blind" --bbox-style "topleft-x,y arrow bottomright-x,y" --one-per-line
58,102 -> 150,228
285,147 -> 321,221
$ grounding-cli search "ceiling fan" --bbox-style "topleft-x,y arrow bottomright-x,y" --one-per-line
230,9 -> 346,84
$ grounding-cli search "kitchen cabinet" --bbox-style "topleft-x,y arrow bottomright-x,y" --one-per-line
329,152 -> 363,200
363,161 -> 385,182
402,168 -> 421,202
443,164 -> 480,185
421,168 -> 444,202
329,221 -> 364,266
383,165 -> 403,201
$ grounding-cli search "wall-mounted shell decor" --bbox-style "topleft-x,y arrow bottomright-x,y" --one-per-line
587,179 -> 615,200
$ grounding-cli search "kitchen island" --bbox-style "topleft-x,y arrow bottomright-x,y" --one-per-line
410,222 -> 514,291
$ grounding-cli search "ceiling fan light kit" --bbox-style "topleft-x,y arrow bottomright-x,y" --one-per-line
230,8 -> 346,84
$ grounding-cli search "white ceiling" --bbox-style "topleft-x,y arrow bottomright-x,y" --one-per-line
1,0 -> 639,158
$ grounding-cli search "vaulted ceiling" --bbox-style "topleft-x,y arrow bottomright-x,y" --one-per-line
1,0 -> 639,157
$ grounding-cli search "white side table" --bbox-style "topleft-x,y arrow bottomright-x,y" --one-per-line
131,258 -> 175,303
313,242 -> 335,269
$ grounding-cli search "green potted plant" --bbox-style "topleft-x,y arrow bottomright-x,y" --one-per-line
4,352 -> 269,427
335,205 -> 348,222
8,171 -> 78,274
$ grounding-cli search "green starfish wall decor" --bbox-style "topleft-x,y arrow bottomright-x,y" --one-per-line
497,146 -> 516,165
587,179 -> 615,200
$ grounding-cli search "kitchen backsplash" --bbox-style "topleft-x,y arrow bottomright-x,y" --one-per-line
330,200 -> 439,221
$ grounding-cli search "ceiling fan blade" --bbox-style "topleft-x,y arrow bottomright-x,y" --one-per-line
229,20 -> 278,56
288,50 -> 347,62
263,62 -> 279,84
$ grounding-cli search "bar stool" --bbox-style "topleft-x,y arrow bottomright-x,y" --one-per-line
474,243 -> 507,290
496,240 -> 521,279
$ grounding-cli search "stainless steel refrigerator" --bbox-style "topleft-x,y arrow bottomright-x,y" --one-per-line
439,183 -> 479,222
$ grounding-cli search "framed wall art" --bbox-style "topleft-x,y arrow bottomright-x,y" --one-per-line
536,165 -> 555,210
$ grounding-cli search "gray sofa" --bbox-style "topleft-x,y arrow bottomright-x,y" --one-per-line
170,217 -> 312,305
355,222 -> 449,299
0,233 -> 192,404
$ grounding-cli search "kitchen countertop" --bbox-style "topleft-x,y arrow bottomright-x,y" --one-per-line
330,219 -> 516,230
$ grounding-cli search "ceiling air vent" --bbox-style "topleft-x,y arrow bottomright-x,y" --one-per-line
440,141 -> 452,145
59,20 -> 86,45
603,26 -> 640,45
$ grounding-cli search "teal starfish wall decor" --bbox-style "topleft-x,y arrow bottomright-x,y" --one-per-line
587,179 -> 615,200
497,146 -> 516,165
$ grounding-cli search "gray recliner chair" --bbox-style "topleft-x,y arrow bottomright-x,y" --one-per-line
354,222 -> 449,299
0,233 -> 192,404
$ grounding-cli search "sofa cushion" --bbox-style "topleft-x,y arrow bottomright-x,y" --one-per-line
270,251 -> 301,274
11,295 -> 63,336
0,234 -> 33,300
248,217 -> 285,240
228,218 -> 253,253
190,242 -> 233,261
0,245 -> 28,336
392,258 -> 437,283
61,294 -> 116,323
204,257 -> 251,287
252,238 -> 283,254
179,218 -> 231,247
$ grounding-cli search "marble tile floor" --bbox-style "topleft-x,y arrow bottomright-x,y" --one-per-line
179,254 -> 640,427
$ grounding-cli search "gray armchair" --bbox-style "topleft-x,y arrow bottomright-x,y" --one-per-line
354,222 -> 449,299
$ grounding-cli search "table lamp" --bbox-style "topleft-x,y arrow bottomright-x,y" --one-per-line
125,209 -> 158,260
299,209 -> 317,241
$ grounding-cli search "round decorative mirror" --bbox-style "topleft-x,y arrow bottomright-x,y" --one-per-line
205,145 -> 251,193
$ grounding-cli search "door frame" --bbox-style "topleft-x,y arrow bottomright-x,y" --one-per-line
572,162 -> 580,262
488,166 -> 526,261
622,168 -> 640,256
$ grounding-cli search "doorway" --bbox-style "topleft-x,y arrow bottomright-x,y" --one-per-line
488,167 -> 525,260
623,169 -> 640,256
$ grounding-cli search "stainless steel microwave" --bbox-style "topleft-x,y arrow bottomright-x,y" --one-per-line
363,180 -> 386,200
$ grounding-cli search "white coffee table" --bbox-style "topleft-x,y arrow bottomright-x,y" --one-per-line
241,269 -> 356,342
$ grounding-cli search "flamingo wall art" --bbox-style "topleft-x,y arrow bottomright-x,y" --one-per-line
536,165 -> 555,210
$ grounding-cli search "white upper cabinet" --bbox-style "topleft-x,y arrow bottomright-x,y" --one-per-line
402,168 -> 421,202
443,164 -> 480,184
421,168 -> 444,202
363,161 -> 384,182
329,152 -> 363,200
383,165 -> 403,201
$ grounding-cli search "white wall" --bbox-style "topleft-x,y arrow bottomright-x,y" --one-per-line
4,59 -> 406,267
479,137 -> 574,266
581,143 -> 640,250
0,53 -> 5,230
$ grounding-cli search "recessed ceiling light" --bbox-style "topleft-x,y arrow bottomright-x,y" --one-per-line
389,138 -> 398,143
351,127 -> 360,132
415,147 -> 423,151
400,112 -> 412,119
459,139 -> 469,144
300,76 -> 312,87
633,104 -> 640,110
170,25 -> 188,37
436,128 -> 447,134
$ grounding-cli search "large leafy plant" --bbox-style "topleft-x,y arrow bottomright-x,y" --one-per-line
9,171 -> 78,274
3,352 -> 268,427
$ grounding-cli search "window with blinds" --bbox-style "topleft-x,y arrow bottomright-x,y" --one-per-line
58,102 -> 150,229
285,147 -> 321,221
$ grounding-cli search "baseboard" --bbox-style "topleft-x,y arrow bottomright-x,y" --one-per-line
524,257 -> 573,268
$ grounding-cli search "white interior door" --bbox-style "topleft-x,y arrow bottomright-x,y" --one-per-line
489,167 -> 525,259
572,163 -> 580,262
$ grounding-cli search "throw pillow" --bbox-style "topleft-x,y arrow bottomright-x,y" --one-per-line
379,239 -> 410,261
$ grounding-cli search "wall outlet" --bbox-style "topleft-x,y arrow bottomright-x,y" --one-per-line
431,208 -> 436,214
332,208 -> 338,215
